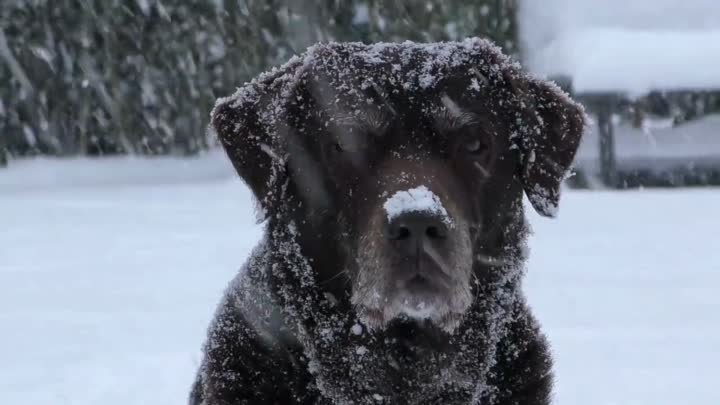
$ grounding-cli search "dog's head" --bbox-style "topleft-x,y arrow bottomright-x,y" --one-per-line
213,40 -> 585,332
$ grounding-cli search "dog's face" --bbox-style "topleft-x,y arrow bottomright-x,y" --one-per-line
302,82 -> 508,331
214,41 -> 585,333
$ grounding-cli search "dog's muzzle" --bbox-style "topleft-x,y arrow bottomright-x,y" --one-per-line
385,211 -> 454,294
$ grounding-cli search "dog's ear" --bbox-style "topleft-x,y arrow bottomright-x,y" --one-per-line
211,72 -> 290,219
511,77 -> 586,217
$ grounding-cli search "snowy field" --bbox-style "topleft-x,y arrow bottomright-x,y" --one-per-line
1,154 -> 719,405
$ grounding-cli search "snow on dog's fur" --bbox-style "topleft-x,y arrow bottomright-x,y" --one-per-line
190,39 -> 586,405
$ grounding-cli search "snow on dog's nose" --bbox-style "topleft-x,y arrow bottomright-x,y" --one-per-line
382,186 -> 453,228
383,186 -> 454,260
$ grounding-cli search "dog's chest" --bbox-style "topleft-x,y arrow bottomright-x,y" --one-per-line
296,322 -> 485,404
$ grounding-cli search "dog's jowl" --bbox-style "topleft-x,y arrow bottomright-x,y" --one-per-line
190,39 -> 586,405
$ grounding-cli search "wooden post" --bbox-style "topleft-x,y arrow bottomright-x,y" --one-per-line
0,132 -> 7,167
596,98 -> 617,187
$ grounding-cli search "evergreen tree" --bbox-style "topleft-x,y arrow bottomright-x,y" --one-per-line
0,0 -> 519,161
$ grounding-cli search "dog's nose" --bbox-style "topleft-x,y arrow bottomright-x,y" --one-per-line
386,213 -> 448,255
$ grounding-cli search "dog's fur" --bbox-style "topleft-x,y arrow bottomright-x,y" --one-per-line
191,39 -> 585,405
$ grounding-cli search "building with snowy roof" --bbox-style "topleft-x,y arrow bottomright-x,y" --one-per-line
519,0 -> 720,187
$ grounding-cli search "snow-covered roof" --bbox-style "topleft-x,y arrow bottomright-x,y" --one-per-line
519,0 -> 720,94
530,28 -> 720,95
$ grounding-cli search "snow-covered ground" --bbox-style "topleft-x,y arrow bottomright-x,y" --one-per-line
2,154 -> 719,405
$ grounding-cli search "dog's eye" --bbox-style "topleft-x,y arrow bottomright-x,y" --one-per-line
331,139 -> 368,155
464,139 -> 483,153
462,138 -> 488,155
458,136 -> 494,177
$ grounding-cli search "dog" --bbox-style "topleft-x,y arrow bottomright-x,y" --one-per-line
190,38 -> 585,405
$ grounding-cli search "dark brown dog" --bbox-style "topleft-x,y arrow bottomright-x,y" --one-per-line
191,38 -> 585,405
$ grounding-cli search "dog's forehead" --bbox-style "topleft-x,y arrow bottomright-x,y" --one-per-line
232,39 -> 527,146
290,40 -> 520,146
306,39 -> 507,90
302,40 -> 509,109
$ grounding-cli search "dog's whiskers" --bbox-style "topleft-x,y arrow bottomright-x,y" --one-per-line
475,253 -> 513,267
319,268 -> 352,286
351,275 -> 378,304
471,272 -> 483,302
423,243 -> 452,278
473,161 -> 490,177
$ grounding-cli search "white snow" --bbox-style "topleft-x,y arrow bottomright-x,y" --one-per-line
0,153 -> 258,405
520,0 -> 720,94
400,301 -> 436,320
526,189 -> 720,405
2,155 -> 720,405
0,149 -> 234,192
382,186 -> 452,226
